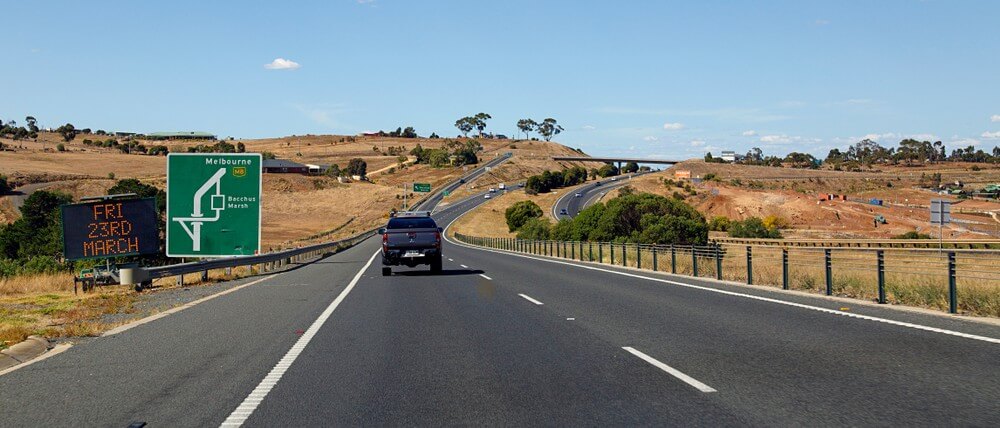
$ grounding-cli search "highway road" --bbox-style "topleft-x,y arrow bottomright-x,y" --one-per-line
1,181 -> 999,426
552,173 -> 646,219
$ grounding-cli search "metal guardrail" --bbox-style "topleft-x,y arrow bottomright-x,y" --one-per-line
711,236 -> 1000,249
119,153 -> 512,290
453,233 -> 1000,317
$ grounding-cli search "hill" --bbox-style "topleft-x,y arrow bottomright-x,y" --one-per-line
0,132 -> 591,246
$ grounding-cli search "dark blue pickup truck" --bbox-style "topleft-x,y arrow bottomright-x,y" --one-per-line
380,211 -> 443,275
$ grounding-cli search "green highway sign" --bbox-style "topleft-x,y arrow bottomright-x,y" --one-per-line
413,183 -> 431,193
166,153 -> 262,257
443,190 -> 450,196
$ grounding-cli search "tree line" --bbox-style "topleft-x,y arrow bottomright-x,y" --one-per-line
504,190 -> 709,245
717,138 -> 1000,171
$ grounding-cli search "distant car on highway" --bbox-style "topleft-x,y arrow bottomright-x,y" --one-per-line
559,208 -> 568,215
484,194 -> 491,199
489,187 -> 496,193
380,211 -> 443,275
610,177 -> 618,181
574,192 -> 582,197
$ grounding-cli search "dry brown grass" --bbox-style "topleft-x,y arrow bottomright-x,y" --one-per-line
447,188 -> 574,238
0,264 -> 265,348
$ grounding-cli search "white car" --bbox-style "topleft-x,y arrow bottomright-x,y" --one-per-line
489,187 -> 496,193
575,192 -> 583,197
484,194 -> 491,199
610,177 -> 618,181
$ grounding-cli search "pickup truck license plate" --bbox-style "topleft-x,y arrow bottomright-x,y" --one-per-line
403,250 -> 424,258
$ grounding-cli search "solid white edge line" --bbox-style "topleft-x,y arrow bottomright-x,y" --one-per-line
219,250 -> 380,427
622,347 -> 717,393
102,274 -> 279,337
518,293 -> 544,305
443,214 -> 1000,346
0,343 -> 73,377
479,274 -> 492,280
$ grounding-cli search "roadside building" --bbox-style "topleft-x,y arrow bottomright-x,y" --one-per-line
262,159 -> 309,174
721,150 -> 742,163
147,131 -> 217,140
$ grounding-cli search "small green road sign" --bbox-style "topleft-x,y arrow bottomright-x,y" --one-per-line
166,153 -> 262,257
443,190 -> 450,196
413,183 -> 431,193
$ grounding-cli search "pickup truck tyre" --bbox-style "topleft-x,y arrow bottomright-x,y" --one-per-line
382,267 -> 391,276
430,255 -> 443,273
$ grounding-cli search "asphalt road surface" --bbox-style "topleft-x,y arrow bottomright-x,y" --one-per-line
1,183 -> 999,426
552,173 -> 647,219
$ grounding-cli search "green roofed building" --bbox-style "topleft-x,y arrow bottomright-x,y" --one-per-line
147,131 -> 217,140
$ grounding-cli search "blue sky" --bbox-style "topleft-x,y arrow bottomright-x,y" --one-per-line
3,0 -> 999,159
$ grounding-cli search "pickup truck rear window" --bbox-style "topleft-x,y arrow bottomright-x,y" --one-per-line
387,218 -> 437,229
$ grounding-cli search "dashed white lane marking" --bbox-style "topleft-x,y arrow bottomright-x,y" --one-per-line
460,264 -> 468,268
479,274 -> 492,280
443,223 -> 1000,346
623,347 -> 717,393
219,250 -> 379,427
518,294 -> 544,305
103,274 -> 278,337
448,258 -> 454,262
566,317 -> 575,321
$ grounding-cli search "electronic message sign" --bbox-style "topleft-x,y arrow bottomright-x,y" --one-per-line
166,153 -> 262,257
61,198 -> 159,260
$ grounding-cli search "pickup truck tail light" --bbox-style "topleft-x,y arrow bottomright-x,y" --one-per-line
382,233 -> 389,251
435,231 -> 441,248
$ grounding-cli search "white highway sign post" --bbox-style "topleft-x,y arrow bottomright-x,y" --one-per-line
929,199 -> 951,252
166,153 -> 262,257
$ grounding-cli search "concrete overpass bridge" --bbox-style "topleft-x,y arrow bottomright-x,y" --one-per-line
551,156 -> 683,169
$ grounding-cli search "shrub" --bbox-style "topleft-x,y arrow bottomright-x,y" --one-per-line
708,216 -> 730,232
0,175 -> 10,195
56,143 -> 66,152
505,200 -> 543,231
516,218 -> 552,240
728,217 -> 782,239
893,231 -> 932,239
762,215 -> 790,230
21,256 -> 63,275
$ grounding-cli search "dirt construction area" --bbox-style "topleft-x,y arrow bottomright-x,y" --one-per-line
621,160 -> 1000,239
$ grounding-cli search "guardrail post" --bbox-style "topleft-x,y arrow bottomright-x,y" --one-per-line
225,267 -> 232,276
177,274 -> 184,286
715,245 -> 722,280
692,247 -> 698,277
671,245 -> 676,273
652,246 -> 658,271
877,250 -> 885,304
598,243 -> 603,263
588,242 -> 593,261
201,270 -> 209,282
782,248 -> 789,289
571,242 -> 575,259
622,243 -> 627,267
746,246 -> 753,285
825,249 -> 833,296
610,243 -> 615,265
948,251 -> 957,314
636,245 -> 641,270
579,242 -> 584,261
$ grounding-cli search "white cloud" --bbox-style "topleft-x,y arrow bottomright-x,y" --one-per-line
264,58 -> 301,70
357,0 -> 376,4
642,136 -> 659,142
760,134 -> 792,143
582,125 -> 596,130
292,104 -> 350,128
662,122 -> 684,130
982,131 -> 1000,139
991,115 -> 1000,123
741,130 -> 757,137
950,138 -> 980,147
689,140 -> 706,147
